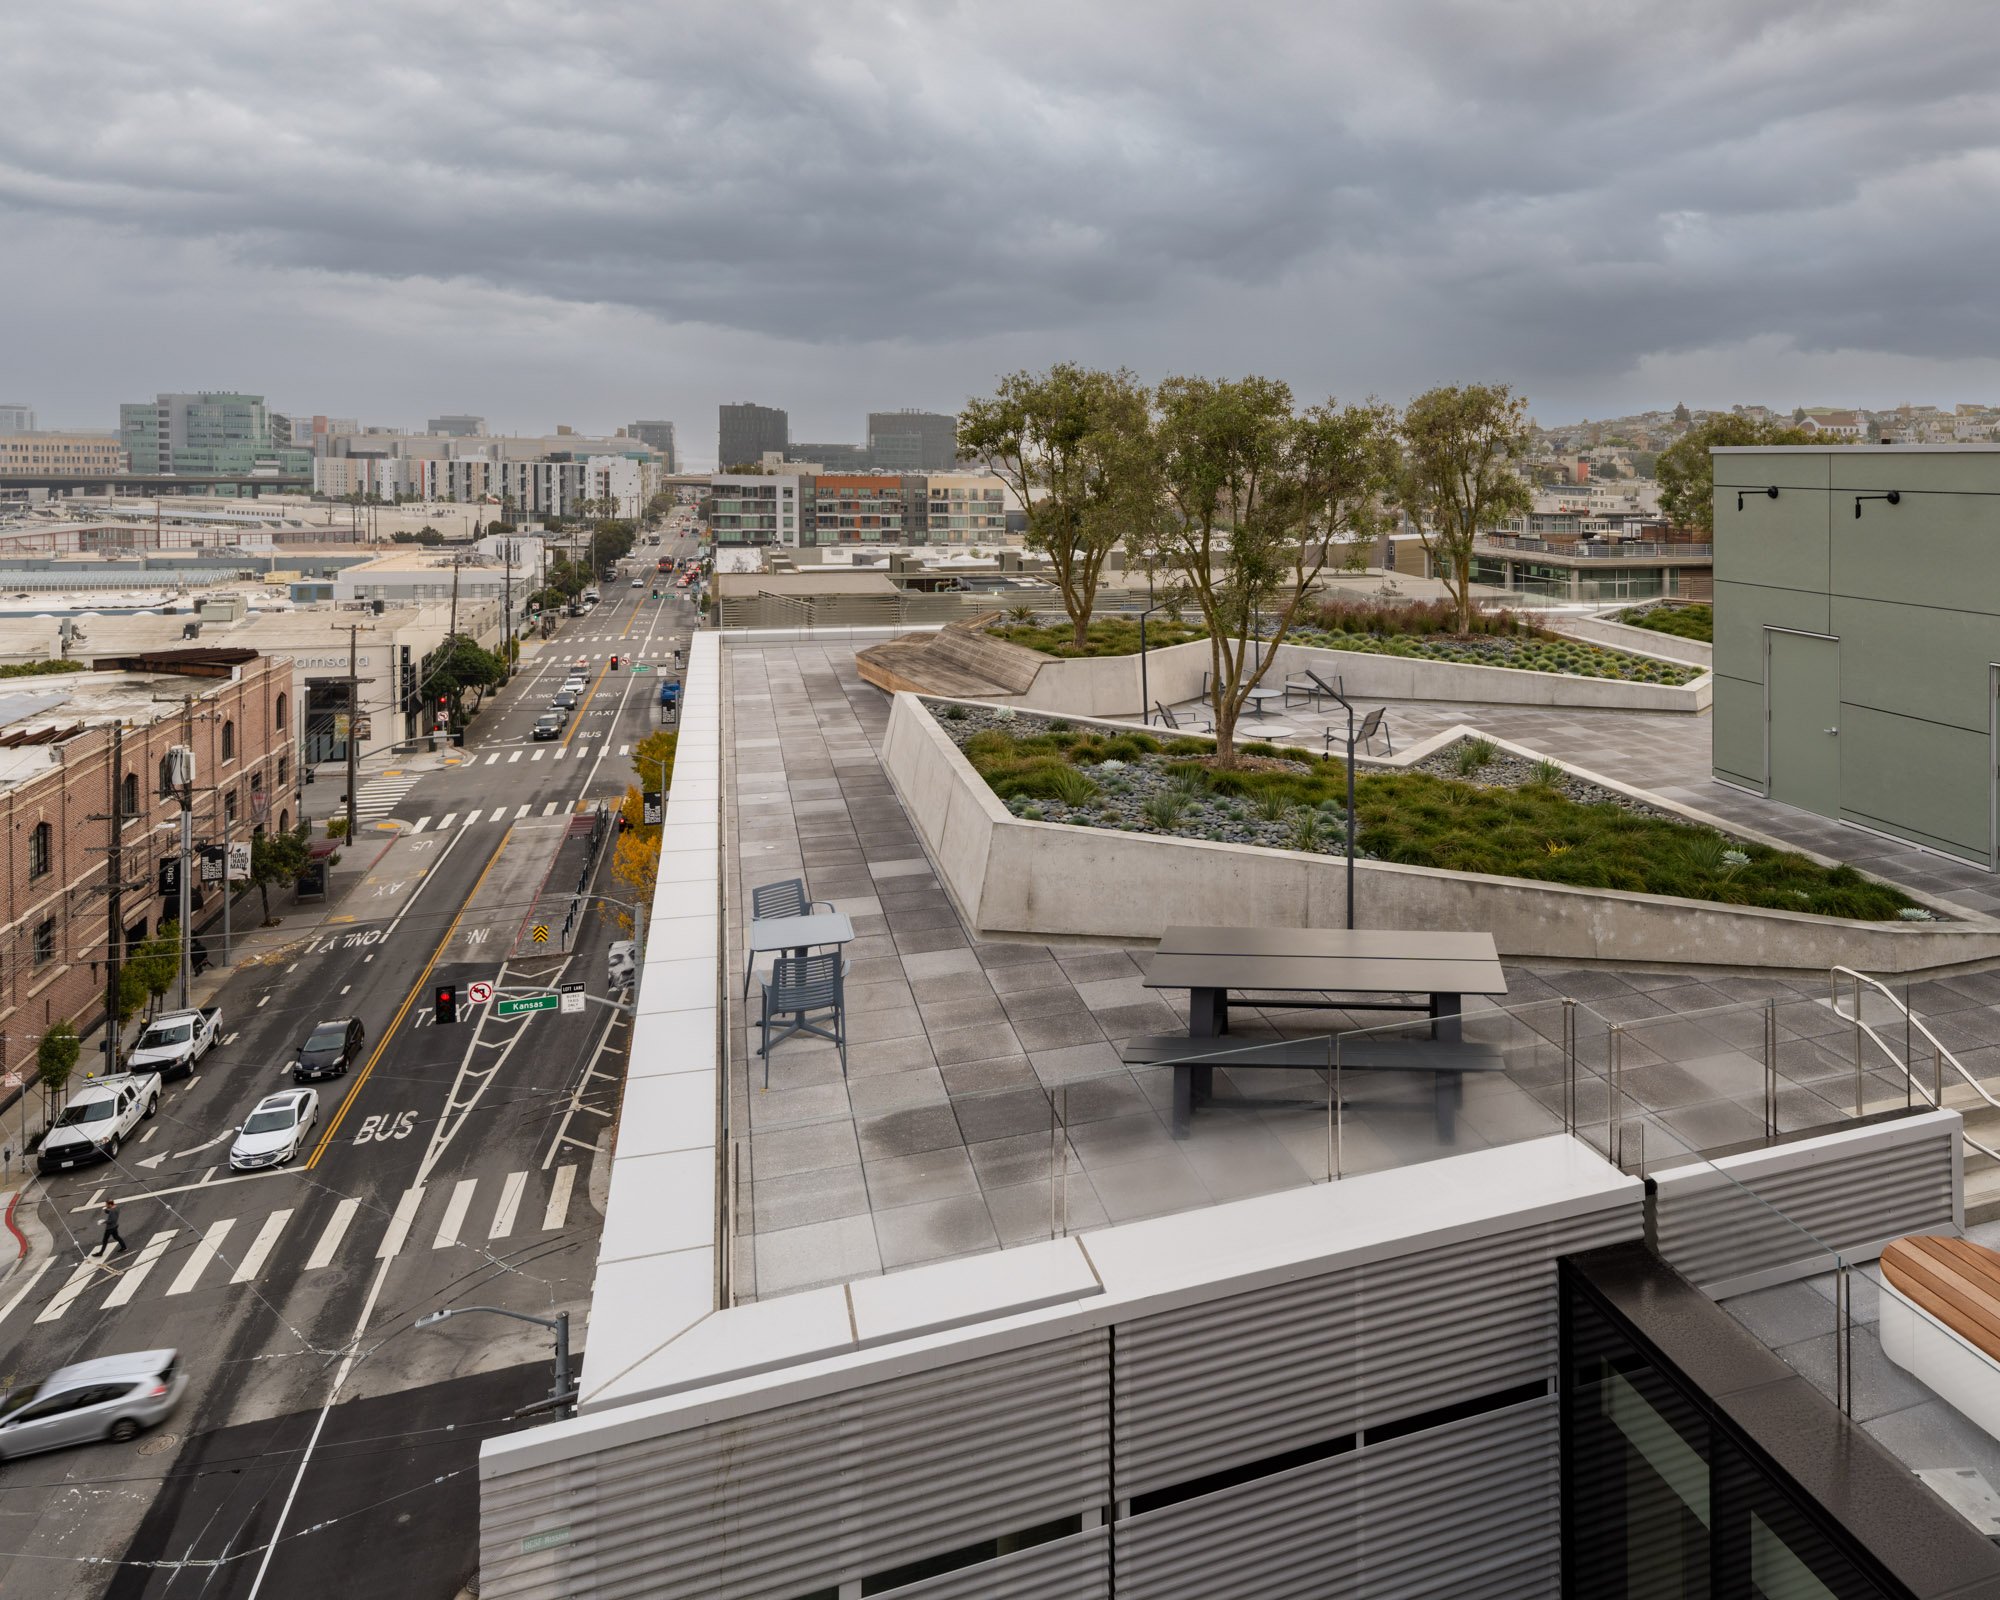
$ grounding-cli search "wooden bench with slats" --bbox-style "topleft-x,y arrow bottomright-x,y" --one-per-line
1878,1234 -> 2000,1439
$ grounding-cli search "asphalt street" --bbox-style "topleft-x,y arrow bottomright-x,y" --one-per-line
0,516 -> 701,1597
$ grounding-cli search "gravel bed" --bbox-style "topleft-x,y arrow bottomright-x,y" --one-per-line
1408,740 -> 1686,823
940,704 -> 1357,854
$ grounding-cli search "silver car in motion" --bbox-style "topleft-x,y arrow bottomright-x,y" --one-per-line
0,1349 -> 186,1459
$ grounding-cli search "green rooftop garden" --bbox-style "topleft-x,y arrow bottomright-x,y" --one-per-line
987,617 -> 1208,657
1619,602 -> 1714,643
942,708 -> 1921,920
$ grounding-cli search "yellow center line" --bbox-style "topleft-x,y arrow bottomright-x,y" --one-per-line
560,659 -> 612,752
305,827 -> 516,1168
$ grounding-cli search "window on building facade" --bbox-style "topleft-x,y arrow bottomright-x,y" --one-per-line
225,790 -> 238,825
278,755 -> 289,788
28,821 -> 52,879
33,918 -> 55,966
275,692 -> 288,731
159,755 -> 174,797
222,720 -> 236,762
121,773 -> 139,820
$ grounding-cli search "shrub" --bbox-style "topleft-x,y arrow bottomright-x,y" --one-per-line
941,704 -> 968,721
1453,738 -> 1497,776
1046,766 -> 1100,807
1530,758 -> 1565,787
987,617 -> 1209,658
1288,809 -> 1326,851
1254,788 -> 1293,823
1620,603 -> 1713,643
1142,792 -> 1189,830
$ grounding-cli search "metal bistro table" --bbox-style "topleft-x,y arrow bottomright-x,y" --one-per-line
746,911 -> 855,984
1245,686 -> 1288,719
1139,927 -> 1509,1136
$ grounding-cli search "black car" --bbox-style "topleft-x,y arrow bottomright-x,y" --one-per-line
292,1017 -> 365,1082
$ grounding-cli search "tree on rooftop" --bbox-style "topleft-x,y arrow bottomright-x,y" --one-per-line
1146,376 -> 1394,767
1395,384 -> 1533,635
959,364 -> 1154,651
1656,416 -> 1828,538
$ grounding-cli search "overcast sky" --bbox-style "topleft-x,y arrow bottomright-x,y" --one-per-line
6,0 -> 1999,463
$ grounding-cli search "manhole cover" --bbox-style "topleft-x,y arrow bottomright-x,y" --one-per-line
136,1432 -> 179,1457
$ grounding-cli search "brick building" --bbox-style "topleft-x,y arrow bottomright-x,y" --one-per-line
0,649 -> 294,1087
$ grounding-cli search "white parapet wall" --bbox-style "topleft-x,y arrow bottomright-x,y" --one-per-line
981,635 -> 1710,720
882,694 -> 2000,973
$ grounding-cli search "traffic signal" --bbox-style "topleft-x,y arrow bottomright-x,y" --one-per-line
609,655 -> 619,670
400,645 -> 416,713
434,984 -> 458,1025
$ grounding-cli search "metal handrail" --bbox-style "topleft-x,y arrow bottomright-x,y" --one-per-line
1829,965 -> 2000,1163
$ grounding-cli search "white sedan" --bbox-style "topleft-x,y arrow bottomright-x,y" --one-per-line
228,1089 -> 318,1171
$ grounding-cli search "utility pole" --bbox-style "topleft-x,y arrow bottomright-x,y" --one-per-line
100,721 -> 127,1073
502,539 -> 514,681
177,699 -> 194,1011
449,552 -> 461,640
345,624 -> 361,845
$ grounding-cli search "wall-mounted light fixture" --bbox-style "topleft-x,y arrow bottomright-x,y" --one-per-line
1854,490 -> 1902,519
1738,486 -> 1780,511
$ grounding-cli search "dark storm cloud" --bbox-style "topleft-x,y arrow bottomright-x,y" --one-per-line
4,0 -> 2000,422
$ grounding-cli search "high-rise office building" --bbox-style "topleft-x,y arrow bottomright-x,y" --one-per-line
718,403 -> 788,471
427,414 -> 487,438
628,420 -> 678,472
867,409 -> 958,471
117,391 -> 312,482
0,404 -> 35,434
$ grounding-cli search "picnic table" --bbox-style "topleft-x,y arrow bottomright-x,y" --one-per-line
1130,926 -> 1509,1137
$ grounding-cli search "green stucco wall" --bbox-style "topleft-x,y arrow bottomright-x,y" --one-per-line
1712,447 -> 2000,865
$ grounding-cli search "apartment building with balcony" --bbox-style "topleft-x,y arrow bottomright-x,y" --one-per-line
1469,481 -> 1713,601
709,473 -> 805,546
921,472 -> 1009,543
806,474 -> 907,544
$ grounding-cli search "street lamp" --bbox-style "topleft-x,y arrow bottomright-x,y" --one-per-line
416,1306 -> 573,1418
1321,684 -> 1361,931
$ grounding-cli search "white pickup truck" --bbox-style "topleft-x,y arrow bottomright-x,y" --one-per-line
38,1071 -> 161,1173
127,1007 -> 221,1082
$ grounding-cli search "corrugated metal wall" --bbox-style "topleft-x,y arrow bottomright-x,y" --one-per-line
481,1203 -> 1638,1599
479,1332 -> 1108,1600
1114,1397 -> 1559,1600
1651,1118 -> 1957,1295
1113,1208 -> 1635,1498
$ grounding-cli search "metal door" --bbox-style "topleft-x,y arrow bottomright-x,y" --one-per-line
1766,631 -> 1841,815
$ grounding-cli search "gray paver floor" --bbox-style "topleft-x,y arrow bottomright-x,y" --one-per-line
721,644 -> 2000,1302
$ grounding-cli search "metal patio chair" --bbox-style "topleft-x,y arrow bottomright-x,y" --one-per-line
743,877 -> 834,997
759,952 -> 849,1083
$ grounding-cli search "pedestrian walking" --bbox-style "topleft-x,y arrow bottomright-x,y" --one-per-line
99,1197 -> 127,1259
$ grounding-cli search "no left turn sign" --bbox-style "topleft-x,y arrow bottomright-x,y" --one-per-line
468,981 -> 495,1005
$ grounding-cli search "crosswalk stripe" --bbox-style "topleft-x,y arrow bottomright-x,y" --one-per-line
488,1171 -> 527,1240
0,1259 -> 52,1329
620,743 -> 630,755
433,1179 -> 478,1249
105,1230 -> 179,1307
307,1198 -> 359,1269
507,751 -> 521,763
232,1209 -> 293,1284
37,1259 -> 101,1323
439,812 -> 458,829
531,749 -> 545,761
514,804 -> 529,820
377,1185 -> 426,1259
541,802 -> 559,817
553,747 -> 567,760
543,1165 -> 577,1231
485,754 -> 500,766
411,817 -> 430,833
461,810 -> 481,827
167,1218 -> 236,1296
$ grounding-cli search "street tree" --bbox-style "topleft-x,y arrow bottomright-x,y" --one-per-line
1396,384 -> 1533,634
428,634 -> 506,717
1656,415 -> 1827,537
1148,376 -> 1395,766
959,364 -> 1154,650
37,1022 -> 80,1119
127,925 -> 181,1019
250,824 -> 313,923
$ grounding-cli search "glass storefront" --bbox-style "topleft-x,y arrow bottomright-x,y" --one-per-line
1562,1262 -> 1893,1599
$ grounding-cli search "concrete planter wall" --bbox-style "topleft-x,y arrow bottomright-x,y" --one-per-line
987,636 -> 1710,719
1546,614 -> 1713,669
883,695 -> 2000,974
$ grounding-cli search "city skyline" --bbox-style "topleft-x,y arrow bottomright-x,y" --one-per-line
8,3 -> 2000,454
